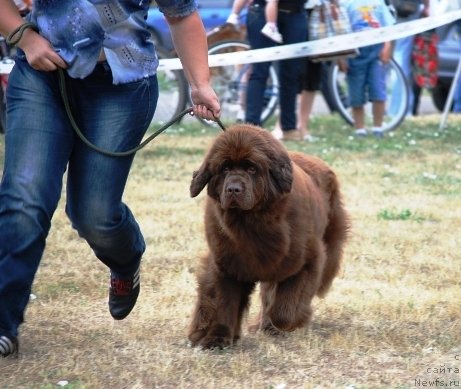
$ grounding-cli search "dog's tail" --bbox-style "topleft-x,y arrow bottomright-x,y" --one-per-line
317,171 -> 350,298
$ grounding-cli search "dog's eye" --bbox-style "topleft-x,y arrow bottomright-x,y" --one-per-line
222,166 -> 230,174
247,166 -> 257,175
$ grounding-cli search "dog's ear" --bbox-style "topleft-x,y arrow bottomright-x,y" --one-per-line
269,153 -> 293,194
190,163 -> 212,197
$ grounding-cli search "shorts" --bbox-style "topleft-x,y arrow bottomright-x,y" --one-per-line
299,57 -> 323,92
347,44 -> 387,107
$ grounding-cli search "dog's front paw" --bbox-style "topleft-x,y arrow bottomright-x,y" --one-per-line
199,324 -> 232,349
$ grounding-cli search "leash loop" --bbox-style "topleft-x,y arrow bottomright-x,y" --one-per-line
6,22 -> 37,46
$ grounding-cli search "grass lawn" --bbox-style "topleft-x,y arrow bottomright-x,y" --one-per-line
0,113 -> 460,388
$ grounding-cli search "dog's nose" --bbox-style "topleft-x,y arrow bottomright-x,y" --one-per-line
226,182 -> 243,194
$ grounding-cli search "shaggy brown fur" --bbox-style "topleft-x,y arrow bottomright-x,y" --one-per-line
188,124 -> 350,349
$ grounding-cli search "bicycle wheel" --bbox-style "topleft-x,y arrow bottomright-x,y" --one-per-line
194,40 -> 279,127
327,58 -> 408,132
151,46 -> 188,127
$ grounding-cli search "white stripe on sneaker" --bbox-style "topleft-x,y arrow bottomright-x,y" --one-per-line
0,335 -> 15,355
133,267 -> 140,288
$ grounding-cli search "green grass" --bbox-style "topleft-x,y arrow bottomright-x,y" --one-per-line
0,112 -> 460,388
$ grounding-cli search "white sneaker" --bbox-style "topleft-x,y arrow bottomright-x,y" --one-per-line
354,128 -> 368,137
226,13 -> 239,25
236,108 -> 245,123
271,126 -> 284,140
261,24 -> 283,43
372,127 -> 384,138
303,134 -> 318,142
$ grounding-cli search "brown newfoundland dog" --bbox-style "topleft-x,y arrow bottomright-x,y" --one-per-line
188,124 -> 349,349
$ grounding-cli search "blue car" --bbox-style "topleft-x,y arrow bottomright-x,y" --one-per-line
430,21 -> 461,111
146,1 -> 237,51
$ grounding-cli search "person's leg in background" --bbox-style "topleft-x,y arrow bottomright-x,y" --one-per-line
412,81 -> 422,115
245,3 -> 275,126
346,49 -> 368,136
277,9 -> 307,139
368,45 -> 388,137
297,57 -> 322,141
298,90 -> 316,135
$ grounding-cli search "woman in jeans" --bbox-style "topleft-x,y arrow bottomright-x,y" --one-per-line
244,0 -> 307,141
0,0 -> 220,357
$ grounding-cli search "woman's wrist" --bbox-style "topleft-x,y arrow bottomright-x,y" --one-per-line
7,22 -> 37,46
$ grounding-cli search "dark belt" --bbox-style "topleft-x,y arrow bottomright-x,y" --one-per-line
278,3 -> 305,13
250,2 -> 305,13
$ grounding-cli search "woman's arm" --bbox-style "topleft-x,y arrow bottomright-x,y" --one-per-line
165,11 -> 221,120
0,0 -> 66,71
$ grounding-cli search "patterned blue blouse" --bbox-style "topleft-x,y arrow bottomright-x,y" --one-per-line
28,0 -> 197,84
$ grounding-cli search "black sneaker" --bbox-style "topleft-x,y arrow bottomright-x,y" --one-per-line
0,334 -> 18,357
108,266 -> 140,320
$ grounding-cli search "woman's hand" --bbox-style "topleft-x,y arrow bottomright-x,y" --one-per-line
18,29 -> 67,71
190,84 -> 221,121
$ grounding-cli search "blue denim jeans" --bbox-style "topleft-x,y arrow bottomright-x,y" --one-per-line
0,53 -> 158,338
347,44 -> 387,107
245,4 -> 307,130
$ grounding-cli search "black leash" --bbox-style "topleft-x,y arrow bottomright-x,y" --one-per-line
6,22 -> 37,45
57,69 -> 225,157
57,67 -> 194,157
8,22 -> 226,158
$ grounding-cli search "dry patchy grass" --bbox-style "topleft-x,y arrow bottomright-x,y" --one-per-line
0,114 -> 460,389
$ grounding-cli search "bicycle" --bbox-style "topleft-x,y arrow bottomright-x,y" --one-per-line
327,58 -> 409,132
193,38 -> 280,128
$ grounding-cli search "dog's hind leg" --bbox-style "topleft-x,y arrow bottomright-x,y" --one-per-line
248,282 -> 281,335
317,184 -> 350,298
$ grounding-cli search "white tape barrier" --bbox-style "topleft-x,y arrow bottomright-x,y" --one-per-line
1,9 -> 460,75
159,9 -> 461,71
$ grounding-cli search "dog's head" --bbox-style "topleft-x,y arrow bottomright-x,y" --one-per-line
190,124 -> 293,211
